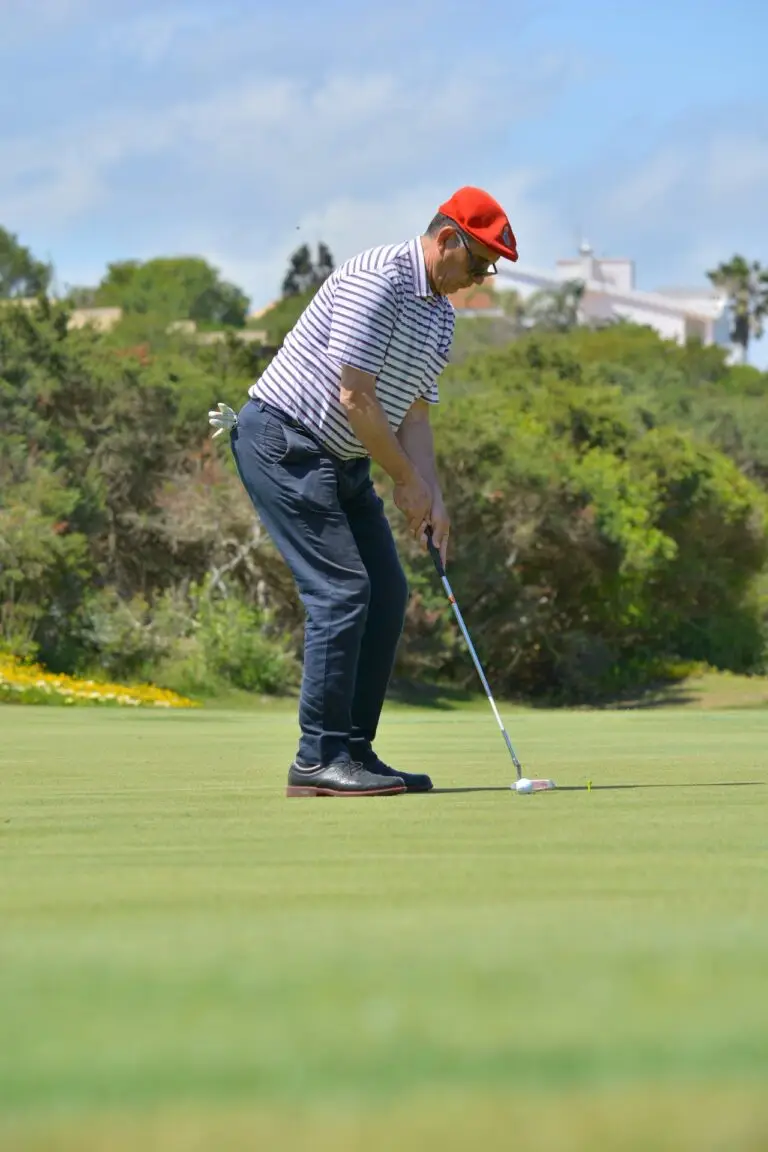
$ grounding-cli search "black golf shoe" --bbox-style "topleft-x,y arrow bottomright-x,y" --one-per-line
361,753 -> 433,794
286,759 -> 406,797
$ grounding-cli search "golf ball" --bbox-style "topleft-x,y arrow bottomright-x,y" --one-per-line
514,778 -> 533,793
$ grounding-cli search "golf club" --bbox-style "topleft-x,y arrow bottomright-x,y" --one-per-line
424,527 -> 556,795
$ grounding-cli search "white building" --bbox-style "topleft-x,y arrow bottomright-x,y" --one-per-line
498,242 -> 733,352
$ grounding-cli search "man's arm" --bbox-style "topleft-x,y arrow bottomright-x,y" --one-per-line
397,398 -> 450,564
328,271 -> 418,485
396,398 -> 442,498
339,367 -> 433,535
339,366 -> 420,487
328,272 -> 432,534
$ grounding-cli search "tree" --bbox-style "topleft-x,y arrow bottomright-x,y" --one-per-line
500,288 -> 525,323
524,279 -> 585,332
94,257 -> 249,327
63,286 -> 99,308
387,332 -> 768,698
316,242 -> 335,281
259,288 -> 317,346
707,256 -> 768,364
0,226 -> 52,298
281,242 -> 335,297
190,278 -> 250,327
2,299 -> 767,699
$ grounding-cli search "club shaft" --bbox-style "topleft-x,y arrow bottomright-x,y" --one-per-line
437,571 -> 523,779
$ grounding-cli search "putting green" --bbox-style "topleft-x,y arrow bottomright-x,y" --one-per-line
1,704 -> 767,1151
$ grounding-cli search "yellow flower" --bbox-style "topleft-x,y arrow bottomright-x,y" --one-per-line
0,655 -> 199,709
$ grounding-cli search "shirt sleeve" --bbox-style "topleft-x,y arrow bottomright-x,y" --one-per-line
326,271 -> 398,376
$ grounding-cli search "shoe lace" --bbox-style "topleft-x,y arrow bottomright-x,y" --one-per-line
347,759 -> 386,779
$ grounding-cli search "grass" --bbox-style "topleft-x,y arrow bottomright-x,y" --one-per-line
193,666 -> 768,712
1,701 -> 767,1150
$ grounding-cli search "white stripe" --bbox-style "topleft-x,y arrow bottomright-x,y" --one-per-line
249,238 -> 455,459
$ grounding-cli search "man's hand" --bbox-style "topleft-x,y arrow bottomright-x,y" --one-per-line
393,471 -> 433,537
424,495 -> 450,567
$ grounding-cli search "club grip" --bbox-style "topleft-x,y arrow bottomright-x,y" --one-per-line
425,526 -> 445,577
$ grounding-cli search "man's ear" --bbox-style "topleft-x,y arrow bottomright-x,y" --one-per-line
436,225 -> 458,254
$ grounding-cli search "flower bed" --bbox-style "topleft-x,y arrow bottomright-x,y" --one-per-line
0,655 -> 199,709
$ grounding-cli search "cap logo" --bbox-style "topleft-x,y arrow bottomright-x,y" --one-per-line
501,224 -> 512,248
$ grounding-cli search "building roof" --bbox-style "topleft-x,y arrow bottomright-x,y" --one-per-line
498,265 -> 727,322
447,283 -> 502,312
653,286 -> 725,301
248,300 -> 279,320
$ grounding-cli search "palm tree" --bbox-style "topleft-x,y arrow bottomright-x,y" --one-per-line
707,256 -> 768,364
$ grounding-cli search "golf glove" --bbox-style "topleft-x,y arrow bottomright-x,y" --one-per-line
208,402 -> 238,439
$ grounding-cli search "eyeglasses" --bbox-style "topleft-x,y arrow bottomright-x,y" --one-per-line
455,228 -> 498,277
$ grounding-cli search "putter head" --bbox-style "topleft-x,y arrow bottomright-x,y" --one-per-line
512,778 -> 557,794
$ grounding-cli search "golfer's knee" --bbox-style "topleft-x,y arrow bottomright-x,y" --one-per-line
347,570 -> 371,613
321,570 -> 371,623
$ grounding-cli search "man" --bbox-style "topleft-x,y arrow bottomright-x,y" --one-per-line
209,186 -> 518,797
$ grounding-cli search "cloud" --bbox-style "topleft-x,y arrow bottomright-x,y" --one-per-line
96,4 -> 222,67
0,0 -> 107,47
0,32 -> 575,274
705,135 -> 768,204
95,0 -> 548,86
0,0 -> 583,319
45,167 -> 557,312
0,0 -> 90,21
294,170 -> 562,268
603,148 -> 690,221
590,122 -> 768,367
3,1 -> 766,365
196,168 -> 565,313
604,131 -> 768,228
578,118 -> 768,297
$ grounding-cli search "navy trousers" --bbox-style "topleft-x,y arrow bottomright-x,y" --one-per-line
230,398 -> 409,766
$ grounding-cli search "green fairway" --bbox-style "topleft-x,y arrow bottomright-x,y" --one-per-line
1,703 -> 767,1151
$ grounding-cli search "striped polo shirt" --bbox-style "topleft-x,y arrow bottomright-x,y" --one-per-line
249,237 -> 455,460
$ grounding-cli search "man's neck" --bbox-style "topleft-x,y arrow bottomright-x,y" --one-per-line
420,235 -> 441,295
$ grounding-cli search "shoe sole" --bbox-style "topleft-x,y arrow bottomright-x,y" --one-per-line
384,780 -> 433,793
286,784 -> 406,797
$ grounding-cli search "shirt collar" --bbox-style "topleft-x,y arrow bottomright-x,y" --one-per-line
406,237 -> 434,298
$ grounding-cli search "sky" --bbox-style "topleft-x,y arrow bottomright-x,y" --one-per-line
1,0 -> 767,362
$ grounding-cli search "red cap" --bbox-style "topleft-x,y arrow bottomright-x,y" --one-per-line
438,186 -> 518,262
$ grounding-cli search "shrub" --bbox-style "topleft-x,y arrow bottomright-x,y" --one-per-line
195,591 -> 299,694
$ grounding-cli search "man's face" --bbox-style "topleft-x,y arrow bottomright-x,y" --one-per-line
434,225 -> 498,294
